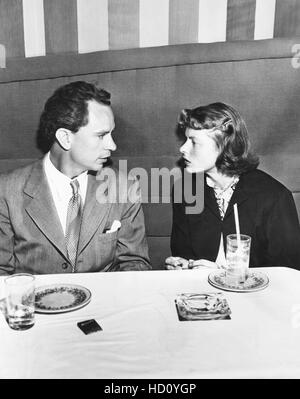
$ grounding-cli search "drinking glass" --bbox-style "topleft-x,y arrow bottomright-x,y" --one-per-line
5,273 -> 35,330
226,234 -> 251,286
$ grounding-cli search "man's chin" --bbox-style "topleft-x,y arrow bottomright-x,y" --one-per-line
90,159 -> 112,172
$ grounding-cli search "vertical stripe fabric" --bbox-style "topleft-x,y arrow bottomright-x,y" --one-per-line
169,0 -> 199,45
274,0 -> 300,37
2,0 -> 300,59
44,0 -> 78,54
77,0 -> 109,53
108,0 -> 139,50
0,0 -> 24,58
198,0 -> 227,43
139,0 -> 169,47
22,0 -> 46,57
254,0 -> 276,40
226,0 -> 256,41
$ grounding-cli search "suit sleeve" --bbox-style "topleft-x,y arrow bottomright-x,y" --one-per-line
171,185 -> 194,259
111,178 -> 151,271
265,189 -> 300,270
0,196 -> 15,275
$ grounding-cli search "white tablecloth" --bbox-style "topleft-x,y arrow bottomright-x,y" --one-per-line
1,267 -> 300,379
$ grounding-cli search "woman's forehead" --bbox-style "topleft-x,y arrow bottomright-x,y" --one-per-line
185,127 -> 214,139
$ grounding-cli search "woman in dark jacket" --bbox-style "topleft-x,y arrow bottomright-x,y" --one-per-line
166,102 -> 300,270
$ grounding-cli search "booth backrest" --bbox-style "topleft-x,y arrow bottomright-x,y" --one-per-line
1,38 -> 300,268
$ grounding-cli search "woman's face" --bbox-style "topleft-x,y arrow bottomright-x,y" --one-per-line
180,127 -> 220,174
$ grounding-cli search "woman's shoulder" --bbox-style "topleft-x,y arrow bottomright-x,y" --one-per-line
240,168 -> 291,196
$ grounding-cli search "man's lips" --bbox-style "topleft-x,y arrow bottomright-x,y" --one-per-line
97,154 -> 111,161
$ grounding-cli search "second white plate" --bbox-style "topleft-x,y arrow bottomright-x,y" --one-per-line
208,270 -> 269,293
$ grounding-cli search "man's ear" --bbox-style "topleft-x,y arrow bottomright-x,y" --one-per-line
55,128 -> 72,150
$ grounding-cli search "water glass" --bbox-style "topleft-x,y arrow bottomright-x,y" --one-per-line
226,234 -> 251,286
5,273 -> 35,330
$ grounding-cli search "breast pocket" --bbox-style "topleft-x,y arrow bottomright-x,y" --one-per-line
98,230 -> 118,243
94,230 -> 119,267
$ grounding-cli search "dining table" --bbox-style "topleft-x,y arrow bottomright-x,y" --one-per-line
1,266 -> 300,379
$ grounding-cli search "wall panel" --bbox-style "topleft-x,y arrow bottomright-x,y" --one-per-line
169,0 -> 199,45
226,0 -> 256,40
44,0 -> 78,54
274,0 -> 300,37
108,0 -> 139,50
0,0 -> 24,57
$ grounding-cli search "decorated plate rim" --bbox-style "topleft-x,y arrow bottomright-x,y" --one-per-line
35,283 -> 92,314
208,270 -> 269,293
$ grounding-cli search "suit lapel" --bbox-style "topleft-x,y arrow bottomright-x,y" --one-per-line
77,172 -> 113,255
24,160 -> 68,258
204,174 -> 249,221
204,180 -> 221,220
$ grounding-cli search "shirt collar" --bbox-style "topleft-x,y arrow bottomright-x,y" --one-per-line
206,174 -> 239,192
43,152 -> 88,202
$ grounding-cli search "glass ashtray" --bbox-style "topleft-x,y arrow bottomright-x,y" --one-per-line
175,292 -> 231,321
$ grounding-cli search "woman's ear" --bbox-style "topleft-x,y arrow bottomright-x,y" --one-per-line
55,128 -> 72,150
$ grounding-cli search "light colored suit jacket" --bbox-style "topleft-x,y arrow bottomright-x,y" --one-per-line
0,159 -> 151,274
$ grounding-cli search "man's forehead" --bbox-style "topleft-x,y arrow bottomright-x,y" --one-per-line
87,100 -> 113,116
87,100 -> 114,125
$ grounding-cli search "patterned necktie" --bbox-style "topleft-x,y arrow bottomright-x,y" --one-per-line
65,179 -> 82,272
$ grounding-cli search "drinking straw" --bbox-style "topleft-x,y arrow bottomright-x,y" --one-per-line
233,203 -> 241,248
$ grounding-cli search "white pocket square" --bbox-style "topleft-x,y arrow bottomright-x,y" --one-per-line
105,220 -> 121,234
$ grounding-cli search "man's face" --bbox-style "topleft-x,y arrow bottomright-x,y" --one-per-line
180,127 -> 219,174
69,100 -> 116,175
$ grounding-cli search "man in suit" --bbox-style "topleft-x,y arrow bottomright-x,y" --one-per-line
0,81 -> 151,274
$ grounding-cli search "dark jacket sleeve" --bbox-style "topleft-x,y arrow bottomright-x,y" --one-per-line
171,189 -> 194,259
265,188 -> 300,270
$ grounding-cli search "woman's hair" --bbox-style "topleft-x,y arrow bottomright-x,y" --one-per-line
177,102 -> 259,176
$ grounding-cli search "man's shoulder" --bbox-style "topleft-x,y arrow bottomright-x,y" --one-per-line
0,159 -> 42,193
94,165 -> 139,188
91,165 -> 142,204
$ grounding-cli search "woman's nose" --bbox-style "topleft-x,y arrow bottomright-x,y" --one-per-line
180,141 -> 188,155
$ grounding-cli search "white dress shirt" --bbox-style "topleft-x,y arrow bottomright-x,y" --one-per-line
43,152 -> 88,235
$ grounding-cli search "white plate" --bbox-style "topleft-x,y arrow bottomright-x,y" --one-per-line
208,270 -> 269,293
35,284 -> 91,314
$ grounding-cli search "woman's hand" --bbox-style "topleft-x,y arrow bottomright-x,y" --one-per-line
188,259 -> 219,269
165,257 -> 219,270
165,256 -> 189,270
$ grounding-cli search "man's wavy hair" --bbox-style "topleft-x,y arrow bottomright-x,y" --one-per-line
36,81 -> 111,153
178,102 -> 259,176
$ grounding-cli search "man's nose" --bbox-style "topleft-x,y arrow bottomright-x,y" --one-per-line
105,134 -> 117,152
